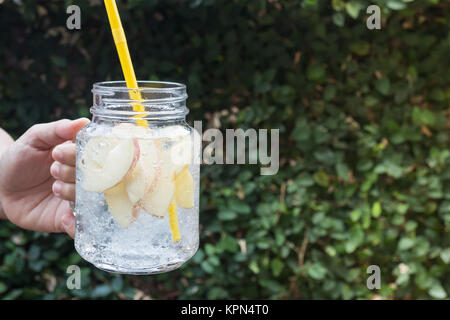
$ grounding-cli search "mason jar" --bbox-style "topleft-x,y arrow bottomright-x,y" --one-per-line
74,81 -> 199,274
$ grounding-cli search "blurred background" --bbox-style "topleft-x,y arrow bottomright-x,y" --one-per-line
0,0 -> 449,299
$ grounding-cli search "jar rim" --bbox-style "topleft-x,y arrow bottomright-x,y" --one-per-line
91,80 -> 188,121
92,80 -> 187,93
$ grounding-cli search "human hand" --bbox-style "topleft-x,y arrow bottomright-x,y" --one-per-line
0,118 -> 89,238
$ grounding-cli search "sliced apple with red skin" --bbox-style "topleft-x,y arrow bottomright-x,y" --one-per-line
80,137 -> 139,192
104,181 -> 140,229
141,134 -> 196,217
175,166 -> 194,209
124,139 -> 161,204
137,139 -> 161,189
123,161 -> 146,204
142,171 -> 175,218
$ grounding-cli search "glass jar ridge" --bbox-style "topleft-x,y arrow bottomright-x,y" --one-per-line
91,81 -> 189,121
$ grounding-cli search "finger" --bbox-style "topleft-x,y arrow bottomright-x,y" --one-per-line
50,161 -> 76,183
52,180 -> 76,202
61,211 -> 75,239
52,143 -> 76,166
23,118 -> 89,150
54,201 -> 75,238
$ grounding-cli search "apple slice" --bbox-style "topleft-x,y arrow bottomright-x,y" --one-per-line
124,161 -> 146,204
111,122 -> 150,138
141,134 -> 194,216
157,125 -> 191,139
80,136 -> 119,169
104,181 -> 140,229
141,146 -> 176,218
168,134 -> 193,175
142,172 -> 175,217
175,166 -> 194,209
138,139 -> 161,187
80,137 -> 139,192
124,139 -> 161,204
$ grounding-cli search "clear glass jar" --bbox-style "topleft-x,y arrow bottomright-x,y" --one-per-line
74,81 -> 199,274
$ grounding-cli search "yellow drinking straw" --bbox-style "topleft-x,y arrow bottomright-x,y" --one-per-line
104,0 -> 181,242
168,200 -> 181,242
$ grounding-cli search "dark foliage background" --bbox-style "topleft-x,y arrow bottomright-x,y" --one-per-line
0,0 -> 449,299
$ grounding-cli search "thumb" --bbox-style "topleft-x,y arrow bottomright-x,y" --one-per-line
22,118 -> 90,150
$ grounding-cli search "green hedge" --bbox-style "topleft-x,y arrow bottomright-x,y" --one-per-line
0,0 -> 449,299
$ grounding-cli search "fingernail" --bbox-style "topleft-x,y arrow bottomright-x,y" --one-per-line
53,181 -> 62,195
53,147 -> 63,161
62,213 -> 75,229
51,162 -> 60,177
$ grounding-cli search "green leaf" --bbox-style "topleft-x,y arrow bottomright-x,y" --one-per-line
228,200 -> 251,214
332,12 -> 345,27
201,261 -> 214,274
375,78 -> 391,96
412,106 -> 436,127
307,63 -> 325,81
296,172 -> 315,187
405,221 -> 418,232
345,2 -> 361,19
307,263 -> 327,280
43,250 -> 58,261
350,41 -> 370,56
271,259 -> 284,277
345,228 -> 364,253
430,88 -> 445,102
314,171 -> 330,187
28,245 -> 41,261
428,283 -> 447,299
91,285 -> 112,298
249,261 -> 260,274
29,260 -> 47,272
365,96 -> 379,107
0,282 -> 7,294
204,243 -> 216,256
3,289 -> 22,300
336,162 -> 350,181
192,249 -> 205,264
398,237 -> 415,251
207,287 -> 228,299
50,55 -> 67,67
386,0 -> 407,10
350,209 -> 362,222
78,107 -> 90,118
218,235 -> 239,253
325,246 -> 337,257
314,148 -> 335,164
440,248 -> 450,264
218,210 -> 237,221
371,201 -> 382,218
111,277 -> 124,292
312,211 -> 326,224
324,85 -> 337,101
